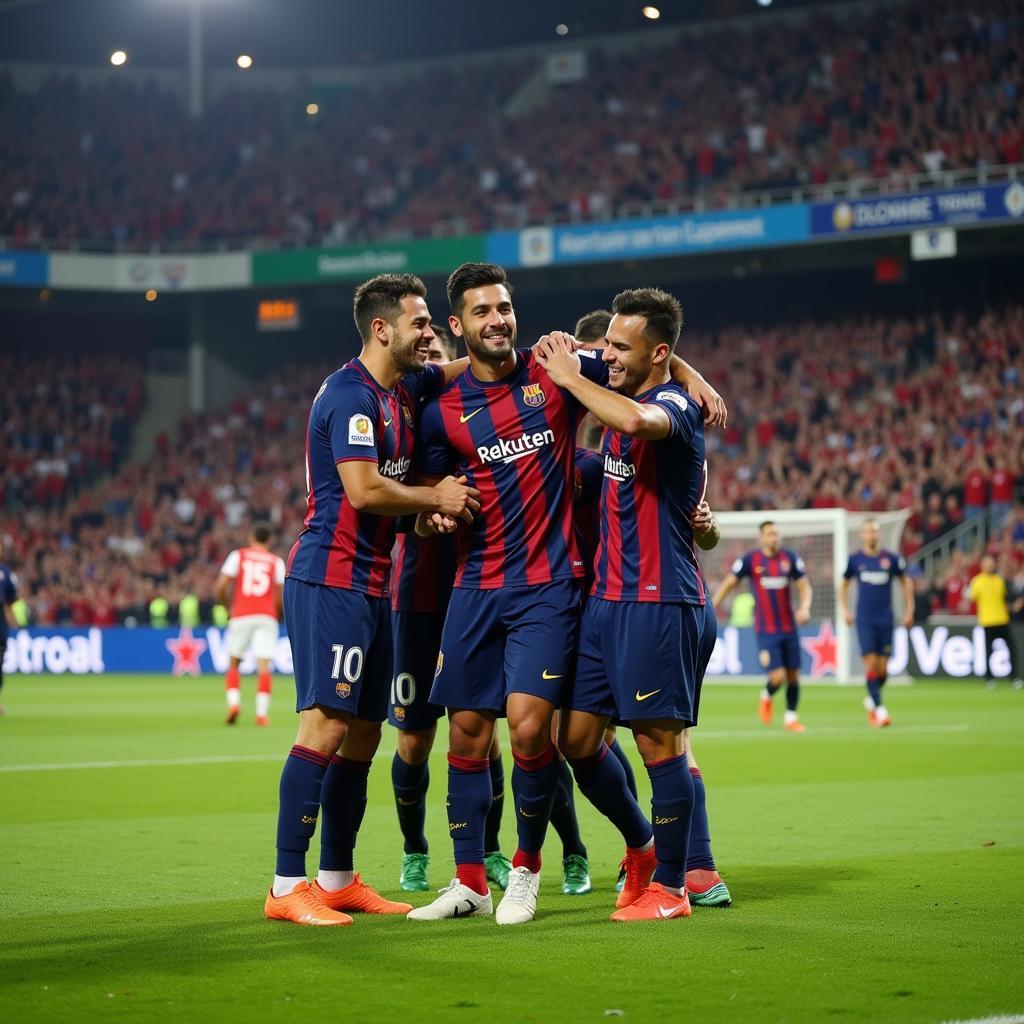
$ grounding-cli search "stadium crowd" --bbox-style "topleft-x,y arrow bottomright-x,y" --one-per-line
1,0 -> 1022,247
1,303 -> 1021,626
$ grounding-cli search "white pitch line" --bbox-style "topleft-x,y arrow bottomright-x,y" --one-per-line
938,1016 -> 1024,1024
0,724 -> 970,774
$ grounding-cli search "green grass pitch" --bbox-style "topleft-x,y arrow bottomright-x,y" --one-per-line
1,675 -> 1021,1024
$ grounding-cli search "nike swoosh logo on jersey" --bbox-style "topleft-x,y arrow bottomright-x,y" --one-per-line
542,670 -> 562,680
383,418 -> 393,428
635,689 -> 661,701
459,407 -> 486,423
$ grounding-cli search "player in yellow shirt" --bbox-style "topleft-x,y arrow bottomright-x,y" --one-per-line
968,554 -> 1023,689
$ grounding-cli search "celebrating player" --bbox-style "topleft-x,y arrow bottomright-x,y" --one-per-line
389,325 -> 512,893
408,264 -> 725,925
265,273 -> 479,927
838,518 -> 914,727
712,522 -> 812,733
214,522 -> 286,726
536,288 -> 715,920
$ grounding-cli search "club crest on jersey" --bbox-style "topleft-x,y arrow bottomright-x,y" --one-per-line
402,403 -> 414,428
780,559 -> 791,573
348,415 -> 374,447
880,557 -> 891,569
336,681 -> 352,698
520,382 -> 546,408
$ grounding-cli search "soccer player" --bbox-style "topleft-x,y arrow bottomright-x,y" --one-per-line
968,553 -> 1024,689
712,522 -> 812,733
215,522 -> 286,726
408,264 -> 725,925
265,273 -> 480,927
838,518 -> 914,727
0,538 -> 19,716
389,324 -> 511,893
536,288 -> 714,920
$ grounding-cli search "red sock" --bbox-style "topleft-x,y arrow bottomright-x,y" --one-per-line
512,848 -> 542,873
225,666 -> 240,691
257,671 -> 272,694
457,862 -> 489,896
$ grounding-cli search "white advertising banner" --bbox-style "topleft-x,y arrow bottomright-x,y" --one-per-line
49,252 -> 250,292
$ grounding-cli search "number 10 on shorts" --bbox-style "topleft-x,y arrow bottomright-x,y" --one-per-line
331,644 -> 364,683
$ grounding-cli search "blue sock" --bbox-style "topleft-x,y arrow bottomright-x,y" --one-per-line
607,735 -> 639,801
571,742 -> 652,850
786,683 -> 800,712
686,766 -> 716,872
319,755 -> 370,872
275,744 -> 330,877
866,672 -> 883,707
511,745 -> 560,871
392,752 -> 429,855
766,680 -> 781,696
447,754 -> 492,891
549,758 -> 588,859
646,754 -> 694,891
484,752 -> 505,854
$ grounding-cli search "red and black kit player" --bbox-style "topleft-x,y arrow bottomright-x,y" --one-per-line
265,274 -> 479,927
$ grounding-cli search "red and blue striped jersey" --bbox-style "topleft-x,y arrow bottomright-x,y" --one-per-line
391,530 -> 457,615
286,358 -> 443,596
418,348 -> 607,589
592,383 -> 707,604
843,548 -> 906,625
574,447 -> 604,593
732,547 -> 807,634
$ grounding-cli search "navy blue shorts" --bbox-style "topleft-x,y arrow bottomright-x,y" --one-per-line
388,610 -> 447,730
757,631 -> 802,672
857,621 -> 893,657
283,577 -> 392,721
429,580 -> 581,713
566,598 -> 710,727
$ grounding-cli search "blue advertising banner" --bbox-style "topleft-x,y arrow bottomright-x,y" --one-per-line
487,204 -> 810,269
810,181 -> 1024,237
5,622 -> 1015,679
0,250 -> 48,286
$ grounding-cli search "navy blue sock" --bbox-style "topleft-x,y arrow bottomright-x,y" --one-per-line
785,683 -> 800,712
275,744 -> 330,877
549,758 -> 588,859
607,735 -> 639,801
392,752 -> 430,855
484,752 -> 505,854
447,754 -> 492,894
511,745 -> 560,872
646,754 -> 694,891
319,755 -> 371,872
866,672 -> 883,707
571,743 -> 652,850
686,766 -> 716,872
766,680 -> 781,696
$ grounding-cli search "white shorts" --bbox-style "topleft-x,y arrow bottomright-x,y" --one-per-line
226,615 -> 280,660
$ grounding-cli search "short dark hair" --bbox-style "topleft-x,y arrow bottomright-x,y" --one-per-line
353,273 -> 427,343
610,287 -> 683,350
251,521 -> 273,544
759,520 -> 775,533
447,262 -> 511,316
574,309 -> 612,345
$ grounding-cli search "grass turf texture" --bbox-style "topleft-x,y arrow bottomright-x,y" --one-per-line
0,676 -> 1021,1024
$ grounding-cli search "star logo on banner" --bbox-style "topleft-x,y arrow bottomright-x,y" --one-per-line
801,619 -> 838,677
165,626 -> 207,676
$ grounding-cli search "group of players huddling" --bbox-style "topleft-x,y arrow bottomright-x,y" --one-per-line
240,264 -> 910,927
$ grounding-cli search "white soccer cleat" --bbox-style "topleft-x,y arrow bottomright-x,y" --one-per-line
406,878 -> 493,921
495,866 -> 540,925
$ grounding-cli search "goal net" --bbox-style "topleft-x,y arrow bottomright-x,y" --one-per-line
700,508 -> 911,682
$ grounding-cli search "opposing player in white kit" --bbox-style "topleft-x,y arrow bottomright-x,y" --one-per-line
215,521 -> 287,725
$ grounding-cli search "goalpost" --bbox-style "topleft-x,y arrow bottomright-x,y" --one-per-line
701,508 -> 911,683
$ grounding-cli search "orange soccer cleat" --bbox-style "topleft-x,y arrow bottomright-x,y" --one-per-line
758,695 -> 773,725
615,843 -> 657,909
610,882 -> 692,921
312,875 -> 412,915
264,881 -> 353,926
226,706 -> 240,725
255,715 -> 270,727
783,720 -> 806,733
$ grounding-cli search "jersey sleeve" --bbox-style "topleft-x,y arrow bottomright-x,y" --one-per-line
790,551 -> 807,579
219,550 -> 240,578
890,552 -> 907,577
323,379 -> 380,465
650,388 -> 699,444
842,556 -> 857,580
274,557 -> 286,585
573,447 -> 604,508
399,362 -> 445,406
416,398 -> 455,478
577,348 -> 610,386
731,553 -> 751,579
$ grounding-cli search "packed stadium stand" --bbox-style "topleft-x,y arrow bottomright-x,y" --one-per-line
1,0 -> 1022,247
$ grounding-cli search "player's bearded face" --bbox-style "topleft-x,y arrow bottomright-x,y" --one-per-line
388,296 -> 434,374
456,285 -> 517,365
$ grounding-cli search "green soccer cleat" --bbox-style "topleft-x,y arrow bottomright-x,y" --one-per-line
561,854 -> 592,896
687,872 -> 732,908
614,867 -> 626,893
399,853 -> 430,892
484,851 -> 512,891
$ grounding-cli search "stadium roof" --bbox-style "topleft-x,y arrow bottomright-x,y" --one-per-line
0,0 -> 852,68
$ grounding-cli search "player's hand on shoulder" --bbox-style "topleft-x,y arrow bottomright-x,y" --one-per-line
685,376 -> 728,429
434,474 -> 481,523
534,331 -> 581,385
